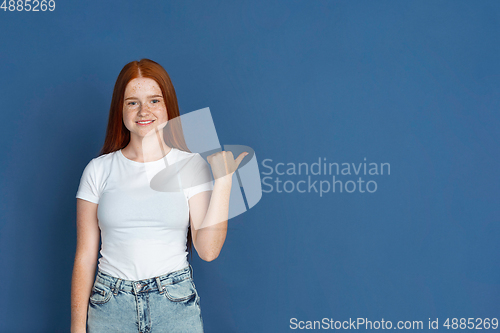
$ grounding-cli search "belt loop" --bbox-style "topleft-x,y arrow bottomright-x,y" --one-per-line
155,277 -> 165,294
113,278 -> 122,295
189,264 -> 193,279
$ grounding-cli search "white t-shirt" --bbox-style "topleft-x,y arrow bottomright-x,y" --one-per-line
75,147 -> 214,281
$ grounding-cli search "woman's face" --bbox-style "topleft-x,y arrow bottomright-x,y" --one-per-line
122,77 -> 168,139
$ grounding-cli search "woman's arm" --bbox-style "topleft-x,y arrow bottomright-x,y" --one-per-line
71,199 -> 100,333
188,151 -> 246,261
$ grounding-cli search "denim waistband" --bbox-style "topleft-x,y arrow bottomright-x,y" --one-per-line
95,264 -> 193,295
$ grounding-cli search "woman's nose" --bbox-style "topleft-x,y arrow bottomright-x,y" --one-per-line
138,103 -> 151,115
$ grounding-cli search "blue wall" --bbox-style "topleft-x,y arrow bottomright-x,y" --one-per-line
1,1 -> 499,332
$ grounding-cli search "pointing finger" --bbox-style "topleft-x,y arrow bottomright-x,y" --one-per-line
234,152 -> 248,169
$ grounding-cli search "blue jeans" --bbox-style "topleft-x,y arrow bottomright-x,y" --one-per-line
87,264 -> 204,333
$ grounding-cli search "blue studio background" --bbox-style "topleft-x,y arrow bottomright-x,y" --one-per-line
1,1 -> 499,332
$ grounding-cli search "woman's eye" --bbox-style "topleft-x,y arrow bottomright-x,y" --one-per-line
128,101 -> 137,106
151,99 -> 159,104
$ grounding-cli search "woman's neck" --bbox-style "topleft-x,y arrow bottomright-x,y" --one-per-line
122,136 -> 172,163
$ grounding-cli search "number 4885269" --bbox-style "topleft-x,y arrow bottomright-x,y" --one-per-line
1,0 -> 56,11
443,318 -> 498,330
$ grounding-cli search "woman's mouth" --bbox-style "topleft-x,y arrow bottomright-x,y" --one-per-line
136,120 -> 155,126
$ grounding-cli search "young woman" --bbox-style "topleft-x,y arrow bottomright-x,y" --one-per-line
71,58 -> 246,333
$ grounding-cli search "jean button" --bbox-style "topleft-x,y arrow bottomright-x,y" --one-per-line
136,283 -> 142,289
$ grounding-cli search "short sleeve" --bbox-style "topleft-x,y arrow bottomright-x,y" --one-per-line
76,159 -> 100,204
185,154 -> 214,200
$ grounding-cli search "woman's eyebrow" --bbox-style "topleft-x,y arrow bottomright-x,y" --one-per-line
124,95 -> 163,101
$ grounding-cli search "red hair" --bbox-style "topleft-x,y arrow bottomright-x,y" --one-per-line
99,58 -> 190,155
98,58 -> 195,257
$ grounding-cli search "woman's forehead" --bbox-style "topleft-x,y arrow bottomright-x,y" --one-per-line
124,77 -> 162,95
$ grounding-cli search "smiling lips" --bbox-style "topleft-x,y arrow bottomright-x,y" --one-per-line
136,120 -> 155,126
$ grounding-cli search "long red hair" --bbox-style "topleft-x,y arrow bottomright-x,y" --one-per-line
98,58 -> 195,258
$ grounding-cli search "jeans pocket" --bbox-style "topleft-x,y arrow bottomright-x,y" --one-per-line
164,277 -> 196,302
89,282 -> 113,305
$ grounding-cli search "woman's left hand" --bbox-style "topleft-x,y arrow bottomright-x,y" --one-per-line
207,150 -> 248,182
